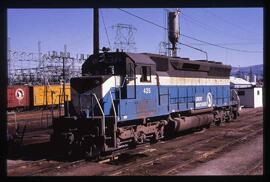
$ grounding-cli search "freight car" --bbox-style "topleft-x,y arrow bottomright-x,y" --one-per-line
7,84 -> 71,111
32,84 -> 71,107
51,52 -> 240,158
7,85 -> 31,111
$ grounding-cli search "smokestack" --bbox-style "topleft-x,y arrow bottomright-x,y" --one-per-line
94,8 -> 99,55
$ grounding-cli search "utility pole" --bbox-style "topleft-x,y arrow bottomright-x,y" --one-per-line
164,9 -> 169,56
37,41 -> 44,70
38,41 -> 41,63
63,44 -> 67,116
249,66 -> 253,82
94,8 -> 99,56
238,65 -> 241,78
8,37 -> 11,84
50,46 -> 69,116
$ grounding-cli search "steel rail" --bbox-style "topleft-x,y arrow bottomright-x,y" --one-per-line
161,128 -> 263,175
103,117 -> 262,176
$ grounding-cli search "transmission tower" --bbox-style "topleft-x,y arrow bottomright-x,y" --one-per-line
159,41 -> 170,56
112,23 -> 137,52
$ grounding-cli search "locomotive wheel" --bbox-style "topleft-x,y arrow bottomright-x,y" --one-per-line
150,132 -> 159,144
16,107 -> 24,112
85,144 -> 101,159
205,123 -> 211,129
224,116 -> 230,123
215,119 -> 221,126
233,111 -> 239,119
228,113 -> 233,122
135,131 -> 146,144
67,147 -> 74,156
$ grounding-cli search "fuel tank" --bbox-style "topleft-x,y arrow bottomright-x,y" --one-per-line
168,113 -> 214,133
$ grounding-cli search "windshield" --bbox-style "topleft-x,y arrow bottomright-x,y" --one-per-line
86,61 -> 124,76
90,63 -> 115,75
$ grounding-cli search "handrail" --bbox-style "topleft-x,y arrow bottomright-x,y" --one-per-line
92,93 -> 104,116
92,93 -> 105,136
109,90 -> 117,119
79,93 -> 105,117
120,76 -> 136,88
109,89 -> 118,148
114,76 -> 137,101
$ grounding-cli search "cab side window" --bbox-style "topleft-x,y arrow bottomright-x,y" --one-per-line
127,63 -> 135,78
141,66 -> 151,82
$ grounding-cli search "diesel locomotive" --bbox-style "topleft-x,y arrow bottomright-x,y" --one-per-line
51,51 -> 240,158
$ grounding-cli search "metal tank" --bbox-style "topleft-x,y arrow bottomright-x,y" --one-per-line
168,11 -> 180,57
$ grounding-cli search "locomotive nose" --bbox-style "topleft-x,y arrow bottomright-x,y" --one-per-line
70,76 -> 110,117
70,76 -> 103,95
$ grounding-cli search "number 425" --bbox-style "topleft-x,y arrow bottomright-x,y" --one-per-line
143,88 -> 151,94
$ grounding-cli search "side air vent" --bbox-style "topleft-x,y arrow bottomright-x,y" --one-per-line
150,57 -> 169,71
208,67 -> 231,77
182,63 -> 200,71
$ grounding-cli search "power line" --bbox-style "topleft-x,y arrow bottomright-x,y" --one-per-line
179,10 -> 252,42
118,8 -> 262,54
180,34 -> 262,53
168,8 -> 261,45
101,10 -> 112,49
187,42 -> 262,46
179,42 -> 208,60
203,9 -> 257,35
119,8 -> 166,30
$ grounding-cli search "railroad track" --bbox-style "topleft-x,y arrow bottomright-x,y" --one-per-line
7,159 -> 48,171
7,156 -> 85,176
102,116 -> 262,176
161,128 -> 263,175
245,159 -> 263,175
103,135 -> 221,176
26,159 -> 86,176
95,108 -> 262,175
7,108 -> 263,176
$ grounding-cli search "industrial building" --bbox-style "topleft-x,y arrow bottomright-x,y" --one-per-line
237,87 -> 263,108
230,76 -> 263,108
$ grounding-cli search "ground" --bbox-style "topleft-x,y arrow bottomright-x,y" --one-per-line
7,107 -> 264,176
177,134 -> 263,175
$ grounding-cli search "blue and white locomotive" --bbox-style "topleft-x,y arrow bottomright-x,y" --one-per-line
51,51 -> 240,157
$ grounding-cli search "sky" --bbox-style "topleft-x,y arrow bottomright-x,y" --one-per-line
7,8 -> 263,68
